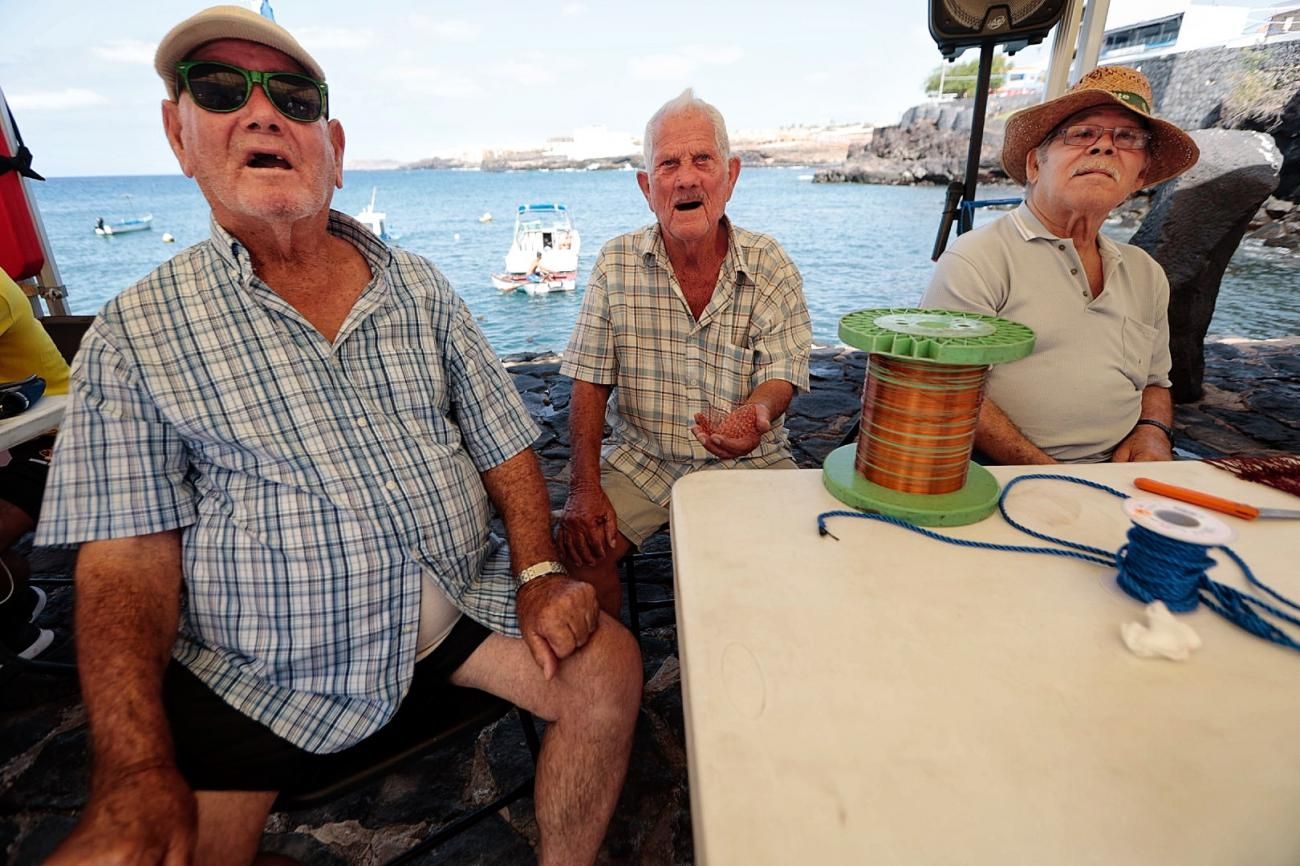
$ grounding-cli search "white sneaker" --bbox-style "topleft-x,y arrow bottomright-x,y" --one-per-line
27,586 -> 47,622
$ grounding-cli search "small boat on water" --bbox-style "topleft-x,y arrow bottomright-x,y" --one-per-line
478,212 -> 492,223
94,214 -> 152,236
355,187 -> 390,240
491,203 -> 581,295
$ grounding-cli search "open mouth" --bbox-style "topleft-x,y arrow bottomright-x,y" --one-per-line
674,201 -> 703,211
247,152 -> 293,170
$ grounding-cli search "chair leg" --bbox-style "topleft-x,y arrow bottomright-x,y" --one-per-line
518,708 -> 541,761
381,707 -> 542,866
382,777 -> 534,866
623,551 -> 643,651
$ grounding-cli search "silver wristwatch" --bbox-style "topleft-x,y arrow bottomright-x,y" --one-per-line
517,560 -> 568,585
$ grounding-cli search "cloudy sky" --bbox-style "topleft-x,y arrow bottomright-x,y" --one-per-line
2,0 -> 1211,177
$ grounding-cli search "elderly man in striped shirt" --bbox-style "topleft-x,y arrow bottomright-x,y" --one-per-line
558,89 -> 813,616
37,7 -> 640,866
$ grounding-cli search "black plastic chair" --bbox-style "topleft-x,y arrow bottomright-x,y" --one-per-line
273,685 -> 542,866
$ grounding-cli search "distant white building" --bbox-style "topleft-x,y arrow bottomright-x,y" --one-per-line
544,126 -> 638,161
1099,0 -> 1300,64
997,64 -> 1046,96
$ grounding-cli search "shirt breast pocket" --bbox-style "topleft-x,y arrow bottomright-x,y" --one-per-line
1120,317 -> 1157,391
703,342 -> 756,408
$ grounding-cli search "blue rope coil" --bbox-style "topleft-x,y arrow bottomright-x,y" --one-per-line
817,473 -> 1300,652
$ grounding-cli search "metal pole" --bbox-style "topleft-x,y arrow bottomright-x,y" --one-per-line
958,41 -> 997,235
1072,0 -> 1113,83
1045,0 -> 1086,98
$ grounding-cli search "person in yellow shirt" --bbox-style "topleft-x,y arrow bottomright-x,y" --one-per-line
1,268 -> 71,665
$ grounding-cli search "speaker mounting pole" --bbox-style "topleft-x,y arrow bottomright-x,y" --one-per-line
959,41 -> 996,236
932,40 -> 998,259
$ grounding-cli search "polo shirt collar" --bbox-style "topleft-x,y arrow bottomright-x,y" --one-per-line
1009,202 -> 1124,261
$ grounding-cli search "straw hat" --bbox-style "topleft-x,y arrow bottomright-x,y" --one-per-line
154,5 -> 325,101
1001,65 -> 1198,188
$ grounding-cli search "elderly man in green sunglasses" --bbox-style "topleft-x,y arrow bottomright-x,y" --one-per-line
38,6 -> 641,866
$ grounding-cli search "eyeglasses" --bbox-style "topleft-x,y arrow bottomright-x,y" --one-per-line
175,60 -> 329,122
1053,124 -> 1150,151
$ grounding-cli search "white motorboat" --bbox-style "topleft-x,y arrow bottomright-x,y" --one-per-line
356,187 -> 389,239
490,203 -> 580,295
94,214 -> 152,236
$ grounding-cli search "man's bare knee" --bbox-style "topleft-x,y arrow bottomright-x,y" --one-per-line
559,614 -> 642,721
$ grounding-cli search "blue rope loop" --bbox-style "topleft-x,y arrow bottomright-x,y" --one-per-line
817,473 -> 1300,652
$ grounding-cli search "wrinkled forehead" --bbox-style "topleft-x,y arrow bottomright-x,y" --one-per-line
1061,105 -> 1148,130
187,38 -> 307,75
650,109 -> 719,157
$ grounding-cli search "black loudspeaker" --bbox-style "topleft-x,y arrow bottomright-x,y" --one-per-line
929,0 -> 1069,58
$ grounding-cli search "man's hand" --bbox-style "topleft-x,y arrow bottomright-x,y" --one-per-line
517,574 -> 600,680
46,763 -> 196,866
556,481 -> 619,567
1112,426 -> 1174,462
692,403 -> 772,460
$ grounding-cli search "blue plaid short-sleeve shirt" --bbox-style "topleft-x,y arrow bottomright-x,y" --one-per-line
36,212 -> 538,753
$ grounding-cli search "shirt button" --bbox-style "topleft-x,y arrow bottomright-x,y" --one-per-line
386,480 -> 398,492
1058,243 -> 1066,251
356,417 -> 368,428
1070,268 -> 1079,275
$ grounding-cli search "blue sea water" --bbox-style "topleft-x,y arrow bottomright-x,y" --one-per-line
28,167 -> 1300,355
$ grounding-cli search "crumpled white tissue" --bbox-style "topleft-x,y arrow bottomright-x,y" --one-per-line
1120,601 -> 1202,661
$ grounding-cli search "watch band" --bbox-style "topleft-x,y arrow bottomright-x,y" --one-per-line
1133,418 -> 1174,443
517,560 -> 568,585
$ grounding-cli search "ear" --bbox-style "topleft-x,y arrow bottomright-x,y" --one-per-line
725,156 -> 741,199
328,119 -> 346,189
1025,147 -> 1041,185
636,170 -> 652,209
161,100 -> 195,178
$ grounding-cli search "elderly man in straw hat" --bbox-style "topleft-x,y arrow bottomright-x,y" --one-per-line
922,66 -> 1199,465
38,6 -> 640,866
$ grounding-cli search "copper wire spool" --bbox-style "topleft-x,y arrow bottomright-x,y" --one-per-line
855,355 -> 990,495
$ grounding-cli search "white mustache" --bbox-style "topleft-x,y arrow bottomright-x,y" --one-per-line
1073,162 -> 1118,180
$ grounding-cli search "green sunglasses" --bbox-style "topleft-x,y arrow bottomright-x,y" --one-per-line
176,60 -> 329,122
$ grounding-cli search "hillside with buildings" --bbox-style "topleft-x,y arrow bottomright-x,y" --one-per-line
388,122 -> 874,172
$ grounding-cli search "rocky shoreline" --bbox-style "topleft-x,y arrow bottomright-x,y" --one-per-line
2,340 -> 1297,864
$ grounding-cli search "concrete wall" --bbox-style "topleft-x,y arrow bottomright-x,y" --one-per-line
1134,39 -> 1300,198
1134,39 -> 1300,130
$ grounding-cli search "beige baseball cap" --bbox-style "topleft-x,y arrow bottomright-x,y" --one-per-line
154,5 -> 326,100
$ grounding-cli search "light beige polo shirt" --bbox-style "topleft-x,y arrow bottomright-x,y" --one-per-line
921,204 -> 1172,463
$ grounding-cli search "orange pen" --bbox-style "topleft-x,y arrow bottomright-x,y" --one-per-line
1134,477 -> 1300,520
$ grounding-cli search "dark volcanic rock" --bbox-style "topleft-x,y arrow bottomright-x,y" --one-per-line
1131,129 -> 1284,402
815,120 -> 1008,186
2,340 -> 1296,864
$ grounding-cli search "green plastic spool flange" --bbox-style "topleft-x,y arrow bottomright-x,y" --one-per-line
822,444 -> 1000,527
838,308 -> 1035,366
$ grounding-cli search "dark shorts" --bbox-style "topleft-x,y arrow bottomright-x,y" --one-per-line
0,433 -> 56,522
163,615 -> 492,792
